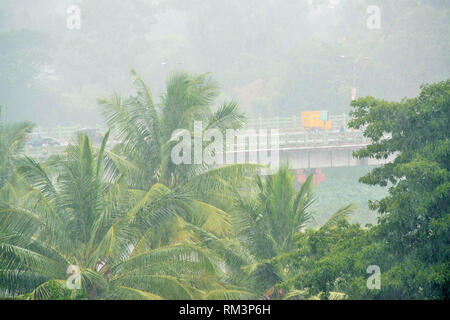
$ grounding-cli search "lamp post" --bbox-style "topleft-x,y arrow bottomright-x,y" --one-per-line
340,54 -> 370,101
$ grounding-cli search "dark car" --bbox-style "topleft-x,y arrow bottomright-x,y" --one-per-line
25,133 -> 60,147
77,128 -> 104,145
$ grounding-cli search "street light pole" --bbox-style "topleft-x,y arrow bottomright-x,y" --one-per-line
352,60 -> 356,88
340,54 -> 369,101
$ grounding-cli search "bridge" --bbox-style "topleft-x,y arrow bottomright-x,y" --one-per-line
23,114 -> 394,170
216,113 -> 390,170
222,135 -> 392,171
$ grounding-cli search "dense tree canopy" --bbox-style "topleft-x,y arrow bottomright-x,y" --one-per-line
276,79 -> 449,300
348,79 -> 450,299
0,69 -> 448,300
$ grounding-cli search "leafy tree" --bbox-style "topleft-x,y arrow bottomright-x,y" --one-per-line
347,79 -> 450,299
0,134 -> 232,299
273,80 -> 449,300
277,218 -> 387,300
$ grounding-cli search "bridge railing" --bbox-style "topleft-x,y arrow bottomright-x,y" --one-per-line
33,125 -> 107,142
264,130 -> 368,148
245,113 -> 348,131
30,114 -> 350,141
23,145 -> 67,160
23,114 -> 366,158
23,130 -> 369,159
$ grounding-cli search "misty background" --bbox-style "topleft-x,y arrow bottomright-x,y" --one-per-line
1,0 -> 449,125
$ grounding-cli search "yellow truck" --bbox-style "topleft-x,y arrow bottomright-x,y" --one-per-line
301,111 -> 332,130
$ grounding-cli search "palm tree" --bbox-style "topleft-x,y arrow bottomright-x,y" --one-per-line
0,106 -> 34,190
0,134 -> 233,299
97,70 -> 260,252
98,70 -> 249,191
235,167 -> 314,257
229,167 -> 356,298
94,70 -> 262,299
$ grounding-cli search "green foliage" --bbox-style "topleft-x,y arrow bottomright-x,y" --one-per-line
0,133 -> 231,299
277,79 -> 449,300
1,76 -> 448,300
349,80 -> 449,258
0,106 -> 34,189
234,167 -> 315,259
347,79 -> 450,299
0,71 -> 258,300
230,167 -> 357,298
278,219 -> 381,299
19,280 -> 87,300
98,70 -> 247,190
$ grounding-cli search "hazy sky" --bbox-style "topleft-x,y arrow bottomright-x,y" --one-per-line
1,0 -> 449,125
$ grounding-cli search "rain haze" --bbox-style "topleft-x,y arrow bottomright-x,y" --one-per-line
0,0 -> 449,304
1,0 -> 448,124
